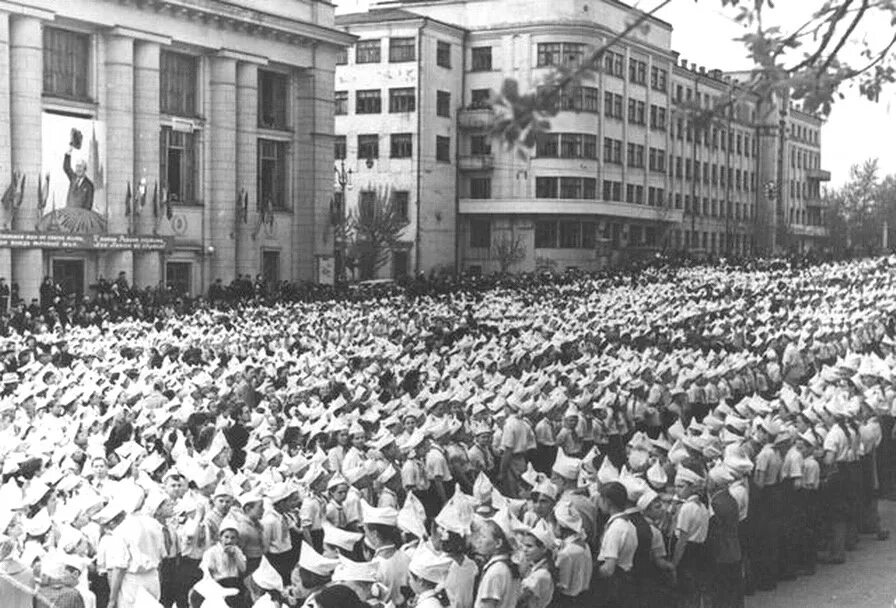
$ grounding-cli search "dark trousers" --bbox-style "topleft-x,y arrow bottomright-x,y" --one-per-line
752,483 -> 783,590
88,570 -> 109,608
779,479 -> 800,578
711,561 -> 744,608
266,550 -> 297,587
796,489 -> 819,572
159,557 -> 179,608
175,557 -> 203,608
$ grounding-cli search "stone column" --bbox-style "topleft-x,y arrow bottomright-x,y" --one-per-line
235,61 -> 258,277
0,13 -> 12,285
133,39 -> 162,288
103,34 -> 134,279
294,59 -> 335,281
10,15 -> 44,302
207,55 -> 237,284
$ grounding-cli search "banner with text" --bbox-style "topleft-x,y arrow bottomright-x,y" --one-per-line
0,232 -> 173,251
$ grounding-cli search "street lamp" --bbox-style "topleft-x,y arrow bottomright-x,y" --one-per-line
334,159 -> 353,280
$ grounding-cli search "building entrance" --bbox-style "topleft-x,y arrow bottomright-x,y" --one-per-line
52,259 -> 85,297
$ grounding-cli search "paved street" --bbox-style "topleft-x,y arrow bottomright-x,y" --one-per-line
747,500 -> 896,608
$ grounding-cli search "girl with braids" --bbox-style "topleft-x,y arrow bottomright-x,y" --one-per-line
472,519 -> 520,608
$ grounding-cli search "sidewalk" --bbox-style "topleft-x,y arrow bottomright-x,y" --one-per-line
746,500 -> 896,608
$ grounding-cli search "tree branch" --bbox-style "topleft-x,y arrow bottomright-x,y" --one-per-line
819,0 -> 870,73
787,0 -> 854,72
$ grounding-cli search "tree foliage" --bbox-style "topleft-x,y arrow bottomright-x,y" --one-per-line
344,186 -> 409,280
492,233 -> 526,273
823,158 -> 896,253
491,0 -> 896,150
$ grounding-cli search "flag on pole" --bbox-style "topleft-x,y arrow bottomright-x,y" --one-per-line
152,182 -> 159,218
165,187 -> 173,220
125,181 -> 132,216
241,189 -> 249,224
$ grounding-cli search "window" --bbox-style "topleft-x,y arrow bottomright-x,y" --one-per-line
536,177 -> 595,199
471,135 -> 492,155
536,177 -> 558,198
471,89 -> 491,108
160,50 -> 197,116
582,222 -> 597,249
559,221 -> 582,248
356,40 -> 381,63
393,191 -> 410,221
627,99 -> 645,125
166,262 -> 192,295
160,127 -> 196,204
436,41 -> 452,68
604,92 -> 623,119
390,37 -> 416,62
334,135 -> 346,160
626,143 -> 644,168
258,139 -> 287,209
469,218 -> 491,247
603,137 -> 622,164
628,58 -> 647,84
436,91 -> 451,118
469,177 -> 492,199
537,43 -> 562,67
258,70 -> 288,129
436,136 -> 450,162
262,251 -> 280,284
356,89 -> 382,114
603,180 -> 622,201
535,221 -> 557,248
650,67 -> 667,92
43,27 -> 90,100
583,135 -> 597,159
336,46 -> 348,65
649,105 -> 667,130
471,47 -> 492,71
536,42 -> 585,67
604,51 -> 624,77
648,147 -> 666,173
560,134 -> 582,159
389,87 -> 415,113
536,134 -> 559,158
359,191 -> 376,221
390,133 -> 413,158
357,134 -> 379,159
559,86 -> 599,112
334,90 -> 348,116
626,184 -> 644,204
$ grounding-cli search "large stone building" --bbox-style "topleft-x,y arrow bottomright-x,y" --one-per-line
0,0 -> 353,301
334,0 -> 830,276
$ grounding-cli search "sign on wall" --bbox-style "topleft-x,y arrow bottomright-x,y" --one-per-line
317,255 -> 335,285
0,231 -> 172,251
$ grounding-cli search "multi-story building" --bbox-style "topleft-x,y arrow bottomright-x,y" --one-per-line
334,9 -> 464,278
0,0 -> 353,301
334,0 -> 830,276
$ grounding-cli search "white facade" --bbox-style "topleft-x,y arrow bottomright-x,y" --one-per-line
334,0 -> 829,275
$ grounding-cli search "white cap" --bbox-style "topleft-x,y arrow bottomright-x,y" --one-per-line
361,499 -> 398,527
551,451 -> 581,480
298,540 -> 339,576
397,492 -> 427,540
408,543 -> 454,584
252,556 -> 284,592
323,523 -> 363,551
332,555 -> 379,583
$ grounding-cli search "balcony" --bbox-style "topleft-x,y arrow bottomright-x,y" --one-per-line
458,106 -> 495,130
807,168 -> 831,181
458,154 -> 494,171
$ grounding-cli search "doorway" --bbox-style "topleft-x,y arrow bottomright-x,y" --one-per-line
52,259 -> 85,297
